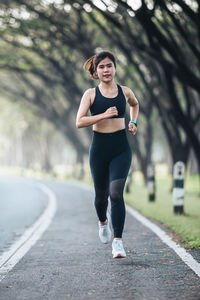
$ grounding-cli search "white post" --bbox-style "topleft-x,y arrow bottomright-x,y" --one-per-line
126,168 -> 133,193
173,161 -> 185,214
147,164 -> 155,201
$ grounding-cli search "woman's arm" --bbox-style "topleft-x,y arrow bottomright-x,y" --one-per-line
128,89 -> 139,121
122,86 -> 139,135
76,88 -> 118,128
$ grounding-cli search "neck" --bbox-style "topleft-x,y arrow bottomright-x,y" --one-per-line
99,80 -> 116,90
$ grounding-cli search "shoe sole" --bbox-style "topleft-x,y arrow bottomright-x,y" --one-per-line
101,240 -> 109,244
112,252 -> 126,258
99,234 -> 112,244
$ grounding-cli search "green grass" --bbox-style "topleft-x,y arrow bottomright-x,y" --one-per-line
125,166 -> 200,250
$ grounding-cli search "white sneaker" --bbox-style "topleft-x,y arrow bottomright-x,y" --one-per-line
112,239 -> 126,258
98,220 -> 112,244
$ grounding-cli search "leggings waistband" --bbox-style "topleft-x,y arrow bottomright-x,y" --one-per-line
93,129 -> 126,137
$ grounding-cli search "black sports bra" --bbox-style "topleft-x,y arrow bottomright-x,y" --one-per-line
90,84 -> 126,118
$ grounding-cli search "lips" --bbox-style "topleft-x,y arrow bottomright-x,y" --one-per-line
103,74 -> 111,77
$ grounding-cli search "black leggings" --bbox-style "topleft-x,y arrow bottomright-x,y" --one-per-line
89,129 -> 132,238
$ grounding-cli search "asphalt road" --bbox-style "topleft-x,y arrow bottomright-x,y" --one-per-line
0,178 -> 200,300
0,176 -> 48,253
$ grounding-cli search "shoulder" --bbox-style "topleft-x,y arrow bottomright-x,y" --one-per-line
83,87 -> 95,98
120,85 -> 138,105
82,88 -> 95,104
121,85 -> 131,95
120,86 -> 133,100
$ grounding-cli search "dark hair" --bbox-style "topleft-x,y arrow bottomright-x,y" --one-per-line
83,51 -> 116,79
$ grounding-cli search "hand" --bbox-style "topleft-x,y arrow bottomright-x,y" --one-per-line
103,106 -> 118,118
128,123 -> 137,135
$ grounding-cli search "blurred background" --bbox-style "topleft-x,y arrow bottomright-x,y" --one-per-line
0,0 -> 199,178
0,0 -> 199,246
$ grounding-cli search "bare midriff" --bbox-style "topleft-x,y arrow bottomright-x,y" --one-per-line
93,118 -> 125,133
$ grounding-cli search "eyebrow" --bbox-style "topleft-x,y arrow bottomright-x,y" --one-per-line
98,63 -> 113,67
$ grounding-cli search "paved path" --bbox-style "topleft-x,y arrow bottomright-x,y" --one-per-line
0,176 -> 48,252
0,178 -> 200,300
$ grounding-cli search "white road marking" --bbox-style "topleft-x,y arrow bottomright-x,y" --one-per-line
0,183 -> 57,282
126,205 -> 200,278
70,181 -> 200,278
1,180 -> 199,281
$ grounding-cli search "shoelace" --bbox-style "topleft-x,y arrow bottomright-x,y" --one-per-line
114,241 -> 123,252
100,225 -> 107,232
99,223 -> 107,228
99,224 -> 108,235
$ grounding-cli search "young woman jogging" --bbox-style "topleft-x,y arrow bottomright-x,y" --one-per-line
76,51 -> 139,258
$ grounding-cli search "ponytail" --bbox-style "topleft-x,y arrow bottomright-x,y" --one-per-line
83,55 -> 96,79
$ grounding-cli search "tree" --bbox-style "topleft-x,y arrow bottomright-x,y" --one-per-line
79,0 -> 200,167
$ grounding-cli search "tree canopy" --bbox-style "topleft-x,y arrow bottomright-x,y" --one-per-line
0,0 -> 199,177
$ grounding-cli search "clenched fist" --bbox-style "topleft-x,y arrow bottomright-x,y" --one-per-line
128,123 -> 137,135
103,106 -> 118,118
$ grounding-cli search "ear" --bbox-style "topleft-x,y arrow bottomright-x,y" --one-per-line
94,71 -> 99,79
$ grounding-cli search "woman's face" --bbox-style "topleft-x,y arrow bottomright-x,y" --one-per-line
96,57 -> 116,83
